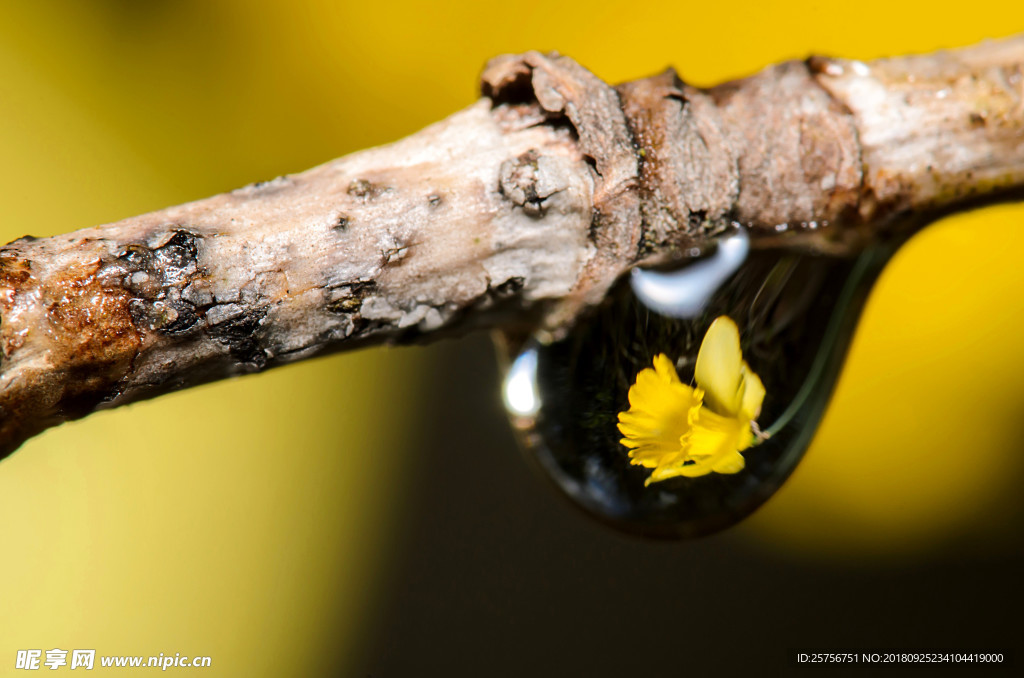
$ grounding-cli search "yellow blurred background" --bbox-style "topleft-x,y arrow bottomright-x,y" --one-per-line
1,1 -> 1023,675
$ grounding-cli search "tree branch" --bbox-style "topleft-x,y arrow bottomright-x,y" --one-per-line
1,36 -> 1022,458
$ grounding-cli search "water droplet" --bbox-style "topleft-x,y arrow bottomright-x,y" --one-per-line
499,242 -> 897,538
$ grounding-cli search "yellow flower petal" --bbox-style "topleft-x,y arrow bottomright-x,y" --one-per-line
694,316 -> 745,416
711,450 -> 746,474
652,353 -> 681,383
645,455 -> 722,484
617,355 -> 701,467
618,331 -> 765,486
685,409 -> 745,459
646,461 -> 702,484
675,462 -> 715,478
739,365 -> 765,421
631,445 -> 688,470
677,407 -> 748,473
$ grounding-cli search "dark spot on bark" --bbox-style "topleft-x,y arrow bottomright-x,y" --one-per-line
12,235 -> 38,244
101,382 -> 127,404
326,280 -> 376,315
55,363 -> 125,418
969,112 -> 986,127
382,242 -> 410,264
342,280 -> 376,295
805,55 -> 824,74
252,176 -> 286,190
208,307 -> 266,339
155,230 -> 200,283
112,230 -> 207,335
128,298 -> 149,326
335,215 -> 350,231
117,244 -> 155,270
208,306 -> 268,367
428,194 -> 442,207
348,179 -> 388,200
348,179 -> 371,197
688,209 -> 708,232
482,63 -> 535,105
588,206 -> 604,243
492,276 -> 525,296
327,297 -> 363,314
153,299 -> 200,336
347,316 -> 381,339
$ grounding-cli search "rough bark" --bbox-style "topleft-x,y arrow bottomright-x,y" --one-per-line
1,36 -> 1022,458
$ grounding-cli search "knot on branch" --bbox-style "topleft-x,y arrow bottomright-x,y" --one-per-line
481,51 -> 642,327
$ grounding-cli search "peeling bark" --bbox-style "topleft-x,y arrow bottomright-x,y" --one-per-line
1,36 -> 1023,458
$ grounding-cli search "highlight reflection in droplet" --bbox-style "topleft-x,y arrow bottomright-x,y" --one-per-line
629,225 -> 749,319
503,347 -> 540,418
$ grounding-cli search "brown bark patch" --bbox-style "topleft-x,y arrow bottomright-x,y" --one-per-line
44,260 -> 143,365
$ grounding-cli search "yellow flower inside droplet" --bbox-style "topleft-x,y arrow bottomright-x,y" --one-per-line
617,316 -> 766,485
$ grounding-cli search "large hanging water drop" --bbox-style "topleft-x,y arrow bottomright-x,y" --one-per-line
499,234 -> 898,538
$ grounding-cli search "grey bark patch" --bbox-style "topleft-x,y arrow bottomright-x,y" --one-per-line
204,303 -> 244,326
181,281 -> 214,307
